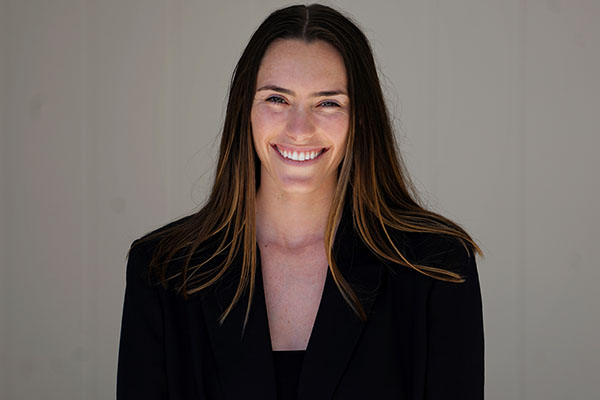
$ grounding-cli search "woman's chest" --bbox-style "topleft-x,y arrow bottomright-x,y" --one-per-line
159,265 -> 432,399
258,244 -> 329,350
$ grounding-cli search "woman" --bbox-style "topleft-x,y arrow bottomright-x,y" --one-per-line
117,4 -> 484,400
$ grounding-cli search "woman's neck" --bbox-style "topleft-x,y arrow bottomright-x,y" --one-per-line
255,183 -> 335,250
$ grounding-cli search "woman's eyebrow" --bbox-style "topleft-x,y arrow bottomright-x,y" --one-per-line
256,85 -> 348,97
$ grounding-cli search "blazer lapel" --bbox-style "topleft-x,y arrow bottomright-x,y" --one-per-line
297,211 -> 385,400
199,251 -> 277,400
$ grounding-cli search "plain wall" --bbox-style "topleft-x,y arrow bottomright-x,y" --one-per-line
2,0 -> 599,399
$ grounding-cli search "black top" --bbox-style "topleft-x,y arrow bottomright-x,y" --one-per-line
272,350 -> 305,400
117,210 -> 484,399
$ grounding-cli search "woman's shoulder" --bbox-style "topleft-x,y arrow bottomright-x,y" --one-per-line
130,214 -> 196,254
407,230 -> 471,261
392,229 -> 476,278
126,214 -> 198,282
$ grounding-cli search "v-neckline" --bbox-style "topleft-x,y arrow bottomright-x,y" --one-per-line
257,243 -> 328,352
197,209 -> 385,400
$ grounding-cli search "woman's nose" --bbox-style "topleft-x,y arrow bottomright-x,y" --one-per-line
285,105 -> 315,141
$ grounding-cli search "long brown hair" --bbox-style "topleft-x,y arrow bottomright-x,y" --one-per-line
132,3 -> 482,328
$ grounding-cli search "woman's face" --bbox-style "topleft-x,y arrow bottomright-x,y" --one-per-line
251,39 -> 350,196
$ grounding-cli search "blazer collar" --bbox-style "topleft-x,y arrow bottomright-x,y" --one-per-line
192,210 -> 385,400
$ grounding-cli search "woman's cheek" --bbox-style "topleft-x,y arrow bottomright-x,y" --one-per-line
252,107 -> 283,134
260,105 -> 289,125
314,110 -> 349,133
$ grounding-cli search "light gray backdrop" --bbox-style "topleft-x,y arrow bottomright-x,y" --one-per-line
1,0 -> 599,399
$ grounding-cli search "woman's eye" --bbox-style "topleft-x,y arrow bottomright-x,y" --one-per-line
319,101 -> 340,108
264,96 -> 340,108
266,96 -> 286,105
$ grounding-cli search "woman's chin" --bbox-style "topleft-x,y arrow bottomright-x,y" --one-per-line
270,174 -> 333,196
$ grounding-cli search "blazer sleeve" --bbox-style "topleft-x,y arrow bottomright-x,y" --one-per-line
117,240 -> 168,399
425,244 -> 485,399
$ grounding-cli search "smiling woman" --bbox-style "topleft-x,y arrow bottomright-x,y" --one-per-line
117,3 -> 484,400
251,39 -> 349,194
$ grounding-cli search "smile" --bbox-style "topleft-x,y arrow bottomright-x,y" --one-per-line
272,144 -> 327,162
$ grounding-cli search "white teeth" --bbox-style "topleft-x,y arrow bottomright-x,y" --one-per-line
277,147 -> 323,162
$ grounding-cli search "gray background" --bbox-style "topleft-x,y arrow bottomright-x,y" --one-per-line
1,0 -> 599,399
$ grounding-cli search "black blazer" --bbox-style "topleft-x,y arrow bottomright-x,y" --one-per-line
117,211 -> 484,399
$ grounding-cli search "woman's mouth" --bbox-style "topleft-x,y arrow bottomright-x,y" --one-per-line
272,144 -> 328,162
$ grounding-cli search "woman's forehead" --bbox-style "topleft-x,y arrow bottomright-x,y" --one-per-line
256,39 -> 347,93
